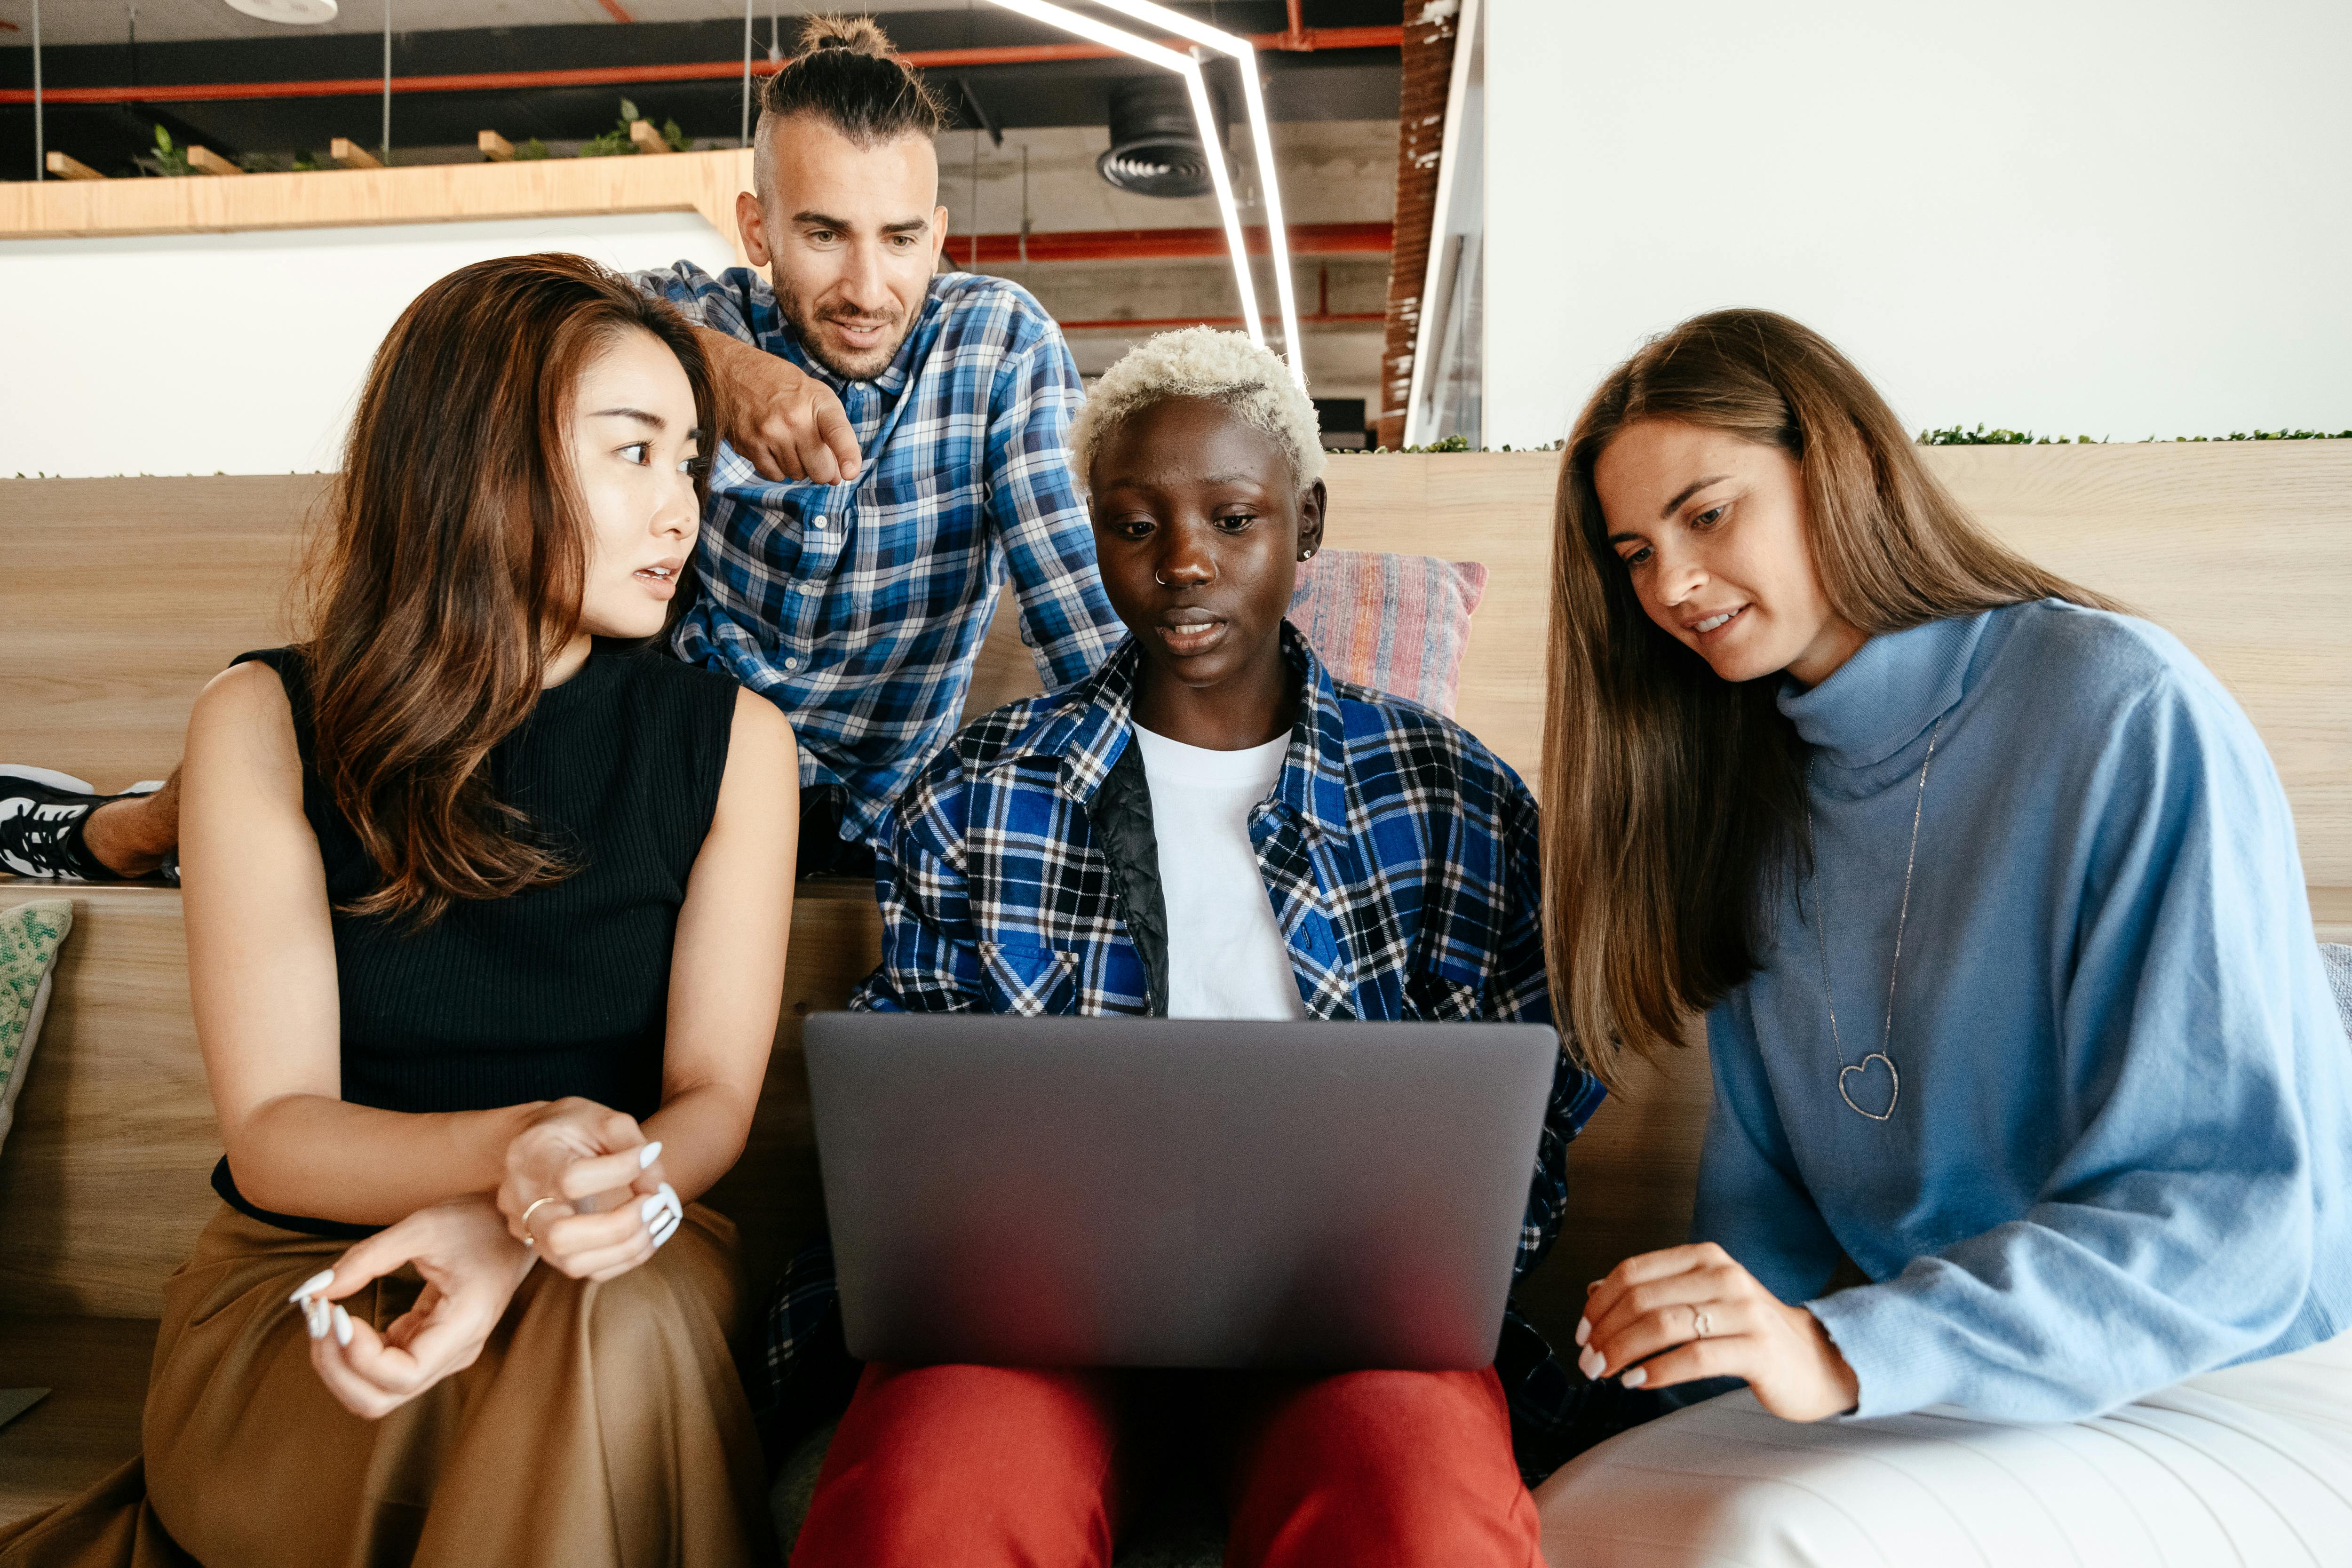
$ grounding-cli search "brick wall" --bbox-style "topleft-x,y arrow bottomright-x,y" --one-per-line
1375,1 -> 1461,449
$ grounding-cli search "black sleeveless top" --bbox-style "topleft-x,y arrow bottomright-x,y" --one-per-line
214,641 -> 739,1235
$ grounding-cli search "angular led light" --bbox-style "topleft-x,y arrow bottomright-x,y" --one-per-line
1083,0 -> 1305,386
985,0 -> 1270,356
224,0 -> 341,20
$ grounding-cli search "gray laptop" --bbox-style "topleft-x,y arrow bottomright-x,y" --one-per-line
804,1012 -> 1559,1371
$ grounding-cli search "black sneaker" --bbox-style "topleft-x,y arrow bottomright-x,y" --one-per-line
0,767 -> 114,880
0,768 -> 164,882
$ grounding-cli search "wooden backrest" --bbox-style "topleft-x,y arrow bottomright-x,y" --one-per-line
20,446 -> 2338,881
1,447 -> 2345,1334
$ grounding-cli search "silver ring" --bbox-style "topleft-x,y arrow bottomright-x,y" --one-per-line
1692,1307 -> 1713,1340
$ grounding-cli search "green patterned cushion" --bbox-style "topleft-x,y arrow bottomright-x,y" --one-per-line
0,898 -> 73,1148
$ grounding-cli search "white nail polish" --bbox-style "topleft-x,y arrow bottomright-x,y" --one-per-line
651,1214 -> 680,1249
1577,1346 -> 1599,1380
304,1299 -> 329,1339
332,1305 -> 353,1347
641,1194 -> 667,1224
1623,1368 -> 1648,1389
638,1141 -> 663,1170
289,1269 -> 334,1304
1574,1316 -> 1591,1347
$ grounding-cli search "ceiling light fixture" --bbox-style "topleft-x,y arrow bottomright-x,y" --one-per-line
1080,0 -> 1304,385
982,0 -> 1272,363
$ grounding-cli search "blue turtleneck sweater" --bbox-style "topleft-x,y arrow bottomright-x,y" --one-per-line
1695,599 -> 2352,1421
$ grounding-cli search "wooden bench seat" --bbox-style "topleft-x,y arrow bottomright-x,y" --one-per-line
1,445 -> 2346,1530
0,1316 -> 158,1525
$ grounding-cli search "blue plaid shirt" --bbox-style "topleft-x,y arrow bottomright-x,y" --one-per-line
854,627 -> 1603,1271
633,262 -> 1124,842
749,630 -> 1610,1474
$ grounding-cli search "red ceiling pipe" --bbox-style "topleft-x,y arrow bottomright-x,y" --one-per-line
0,26 -> 1403,107
1058,311 -> 1383,333
962,222 -> 1391,265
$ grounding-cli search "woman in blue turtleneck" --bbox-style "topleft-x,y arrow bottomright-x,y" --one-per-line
1528,309 -> 2352,1564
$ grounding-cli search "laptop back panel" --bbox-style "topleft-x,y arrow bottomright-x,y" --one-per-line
805,1013 -> 1559,1371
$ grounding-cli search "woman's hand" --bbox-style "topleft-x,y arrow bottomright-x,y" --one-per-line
1578,1242 -> 1861,1422
290,1195 -> 533,1420
495,1098 -> 682,1281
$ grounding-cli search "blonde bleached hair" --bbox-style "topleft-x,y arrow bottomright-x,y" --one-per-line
1069,328 -> 1326,496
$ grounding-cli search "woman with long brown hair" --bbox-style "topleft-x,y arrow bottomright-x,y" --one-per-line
1530,310 -> 2352,1562
0,254 -> 797,1568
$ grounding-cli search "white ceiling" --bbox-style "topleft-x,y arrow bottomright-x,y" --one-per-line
3,0 -> 992,48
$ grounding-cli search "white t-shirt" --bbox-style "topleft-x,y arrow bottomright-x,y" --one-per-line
1129,723 -> 1306,1021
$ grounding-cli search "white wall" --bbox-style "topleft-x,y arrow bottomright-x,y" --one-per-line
0,212 -> 737,478
1483,0 -> 2352,450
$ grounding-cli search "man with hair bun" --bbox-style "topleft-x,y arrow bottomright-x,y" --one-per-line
636,13 -> 1124,874
1,13 -> 1116,890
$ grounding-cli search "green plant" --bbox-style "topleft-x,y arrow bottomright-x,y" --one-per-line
513,137 -> 552,161
2166,428 -> 2352,441
1922,423 -> 2352,446
1332,425 -> 2352,457
1338,437 -> 1567,455
1919,424 -> 2092,445
580,98 -> 692,157
147,125 -> 192,177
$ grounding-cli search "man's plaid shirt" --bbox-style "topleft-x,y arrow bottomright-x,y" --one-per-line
756,629 -> 1610,1473
634,262 -> 1123,843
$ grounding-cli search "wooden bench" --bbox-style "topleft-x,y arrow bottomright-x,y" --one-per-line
2,446 -> 2346,1526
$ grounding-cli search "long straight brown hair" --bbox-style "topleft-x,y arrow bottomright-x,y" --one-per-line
304,252 -> 713,926
1542,308 -> 2115,1090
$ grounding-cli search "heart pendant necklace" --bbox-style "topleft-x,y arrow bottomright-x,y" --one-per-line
1805,717 -> 1942,1122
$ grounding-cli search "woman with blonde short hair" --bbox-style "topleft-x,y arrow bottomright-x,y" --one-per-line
1532,308 -> 2352,1565
781,328 -> 1589,1568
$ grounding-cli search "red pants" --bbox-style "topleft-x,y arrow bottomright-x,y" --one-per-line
790,1361 -> 1544,1568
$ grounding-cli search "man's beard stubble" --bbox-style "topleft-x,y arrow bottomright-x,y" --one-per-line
779,280 -> 910,383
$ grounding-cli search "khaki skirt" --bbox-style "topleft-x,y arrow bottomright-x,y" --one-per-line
0,1203 -> 775,1568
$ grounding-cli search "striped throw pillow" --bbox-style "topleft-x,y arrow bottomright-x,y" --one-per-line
1287,548 -> 1488,718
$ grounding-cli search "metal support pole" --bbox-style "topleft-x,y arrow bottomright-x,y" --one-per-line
741,0 -> 753,147
32,0 -> 44,181
381,0 -> 392,162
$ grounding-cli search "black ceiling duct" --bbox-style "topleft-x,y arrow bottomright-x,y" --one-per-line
1097,74 -> 1235,199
